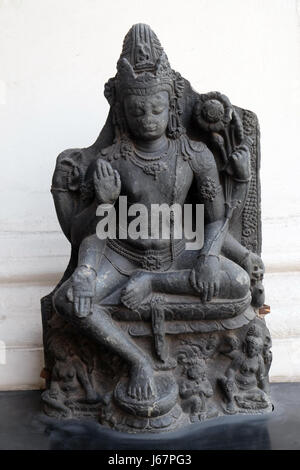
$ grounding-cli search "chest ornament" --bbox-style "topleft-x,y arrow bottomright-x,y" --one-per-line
121,139 -> 177,180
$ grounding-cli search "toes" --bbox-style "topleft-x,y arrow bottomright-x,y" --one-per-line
121,286 -> 130,297
126,296 -> 139,308
121,289 -> 141,310
213,282 -> 218,297
128,302 -> 139,311
120,290 -> 129,303
124,300 -> 134,310
207,284 -> 214,302
122,290 -> 136,301
128,386 -> 136,400
121,295 -> 136,310
85,297 -> 92,314
74,296 -> 79,314
122,298 -> 132,309
121,297 -> 129,307
121,284 -> 135,299
146,385 -> 151,400
121,289 -> 133,304
128,380 -> 156,401
79,297 -> 85,314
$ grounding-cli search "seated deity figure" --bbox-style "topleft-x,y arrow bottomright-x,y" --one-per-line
53,24 -> 253,404
41,334 -> 101,417
219,325 -> 271,413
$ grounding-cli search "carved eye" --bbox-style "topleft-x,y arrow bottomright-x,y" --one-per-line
129,106 -> 144,117
152,106 -> 165,115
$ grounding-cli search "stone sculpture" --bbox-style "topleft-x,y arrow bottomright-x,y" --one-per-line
41,23 -> 272,433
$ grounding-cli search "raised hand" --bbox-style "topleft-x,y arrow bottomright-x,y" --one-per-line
190,255 -> 220,303
93,159 -> 121,205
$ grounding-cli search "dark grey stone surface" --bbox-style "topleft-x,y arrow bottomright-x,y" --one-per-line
41,23 -> 272,432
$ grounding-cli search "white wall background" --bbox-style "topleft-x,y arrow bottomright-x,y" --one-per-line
0,0 -> 299,389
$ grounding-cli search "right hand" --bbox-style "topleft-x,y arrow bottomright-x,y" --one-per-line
68,266 -> 97,317
94,159 -> 121,205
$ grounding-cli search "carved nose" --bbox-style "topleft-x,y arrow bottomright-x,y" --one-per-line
141,117 -> 156,128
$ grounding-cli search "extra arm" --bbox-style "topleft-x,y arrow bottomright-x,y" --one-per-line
191,146 -> 227,257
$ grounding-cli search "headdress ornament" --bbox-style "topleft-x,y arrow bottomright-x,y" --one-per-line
115,24 -> 174,98
104,24 -> 185,139
105,24 -> 183,102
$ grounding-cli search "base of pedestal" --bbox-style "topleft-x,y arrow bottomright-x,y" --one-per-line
41,298 -> 273,434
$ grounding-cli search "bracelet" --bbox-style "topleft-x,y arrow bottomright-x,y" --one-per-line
240,250 -> 251,265
197,254 -> 220,261
80,264 -> 97,276
231,176 -> 251,183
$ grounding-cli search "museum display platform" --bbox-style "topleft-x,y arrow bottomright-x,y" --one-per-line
0,383 -> 299,450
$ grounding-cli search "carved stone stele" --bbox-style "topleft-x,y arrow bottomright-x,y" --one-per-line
41,24 -> 272,433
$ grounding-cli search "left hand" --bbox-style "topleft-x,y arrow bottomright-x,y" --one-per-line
190,255 -> 221,302
228,144 -> 251,181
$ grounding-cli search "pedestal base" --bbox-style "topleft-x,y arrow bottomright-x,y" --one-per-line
41,296 -> 272,434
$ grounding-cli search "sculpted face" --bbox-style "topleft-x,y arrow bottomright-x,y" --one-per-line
124,91 -> 169,141
187,365 -> 206,381
246,339 -> 260,358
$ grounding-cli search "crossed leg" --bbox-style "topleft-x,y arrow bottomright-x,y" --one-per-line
121,253 -> 250,310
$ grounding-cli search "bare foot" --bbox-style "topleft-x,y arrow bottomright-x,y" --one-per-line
127,362 -> 157,401
226,401 -> 237,414
85,390 -> 102,404
121,271 -> 153,310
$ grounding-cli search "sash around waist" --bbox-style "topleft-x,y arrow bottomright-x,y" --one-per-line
106,238 -> 185,271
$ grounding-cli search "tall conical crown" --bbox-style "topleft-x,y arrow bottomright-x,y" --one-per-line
115,24 -> 174,97
120,23 -> 165,72
104,24 -> 185,139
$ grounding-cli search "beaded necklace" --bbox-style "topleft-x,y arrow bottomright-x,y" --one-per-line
128,140 -> 176,180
